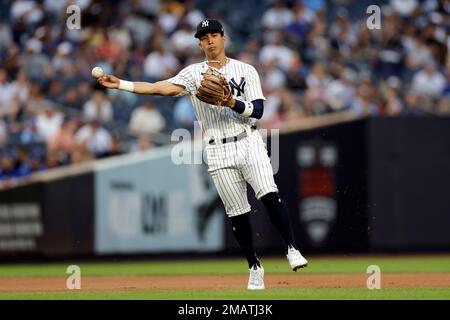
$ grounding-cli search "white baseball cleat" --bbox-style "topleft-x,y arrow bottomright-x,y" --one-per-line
286,246 -> 308,271
247,264 -> 265,290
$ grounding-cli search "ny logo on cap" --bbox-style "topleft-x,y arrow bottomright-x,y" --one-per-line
201,20 -> 209,27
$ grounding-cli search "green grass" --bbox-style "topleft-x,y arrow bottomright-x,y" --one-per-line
1,289 -> 449,300
1,255 -> 450,278
1,255 -> 449,300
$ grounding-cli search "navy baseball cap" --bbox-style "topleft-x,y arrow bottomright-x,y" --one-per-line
194,19 -> 224,38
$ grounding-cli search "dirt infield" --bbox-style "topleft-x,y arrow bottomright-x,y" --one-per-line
1,273 -> 450,292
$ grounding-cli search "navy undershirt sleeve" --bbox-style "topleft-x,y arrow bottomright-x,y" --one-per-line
233,99 -> 264,119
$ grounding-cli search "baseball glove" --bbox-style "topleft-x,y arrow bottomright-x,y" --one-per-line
196,68 -> 233,106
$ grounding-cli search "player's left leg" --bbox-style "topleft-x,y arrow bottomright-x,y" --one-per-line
260,192 -> 308,271
260,192 -> 296,249
242,130 -> 308,271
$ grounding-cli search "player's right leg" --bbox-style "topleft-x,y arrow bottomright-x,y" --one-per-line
209,168 -> 264,289
230,212 -> 265,290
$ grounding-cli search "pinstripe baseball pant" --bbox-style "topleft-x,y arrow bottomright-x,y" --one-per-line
206,129 -> 278,217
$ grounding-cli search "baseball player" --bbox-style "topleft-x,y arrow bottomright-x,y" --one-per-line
98,19 -> 308,290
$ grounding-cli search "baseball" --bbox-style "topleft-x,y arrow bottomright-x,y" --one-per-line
91,66 -> 104,78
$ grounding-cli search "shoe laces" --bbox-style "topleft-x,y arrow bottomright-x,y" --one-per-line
287,245 -> 297,255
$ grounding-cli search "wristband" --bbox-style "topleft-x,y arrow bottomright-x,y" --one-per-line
232,99 -> 264,119
118,80 -> 134,92
234,100 -> 255,117
242,101 -> 254,117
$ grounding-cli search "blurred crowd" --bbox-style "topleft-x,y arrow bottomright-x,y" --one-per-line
1,0 -> 450,186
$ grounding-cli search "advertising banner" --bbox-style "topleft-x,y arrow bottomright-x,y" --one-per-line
94,145 -> 225,254
0,182 -> 43,256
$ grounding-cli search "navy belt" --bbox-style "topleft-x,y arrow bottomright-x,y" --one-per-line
208,126 -> 257,145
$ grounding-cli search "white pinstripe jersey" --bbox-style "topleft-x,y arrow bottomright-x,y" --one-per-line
167,58 -> 265,141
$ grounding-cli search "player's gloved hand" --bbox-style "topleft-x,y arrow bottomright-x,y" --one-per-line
196,67 -> 235,107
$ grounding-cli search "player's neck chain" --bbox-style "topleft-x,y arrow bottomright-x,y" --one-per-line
206,57 -> 229,67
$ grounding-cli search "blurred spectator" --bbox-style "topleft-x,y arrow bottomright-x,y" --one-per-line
47,79 -> 65,106
25,82 -> 53,116
10,69 -> 30,112
442,71 -> 450,96
104,137 -> 123,158
401,90 -> 427,115
411,61 -> 446,98
0,0 -> 449,185
0,153 -> 16,183
48,117 -> 79,163
19,38 -> 52,81
64,87 -> 83,110
144,43 -> 179,79
0,117 -> 7,148
436,97 -> 450,115
329,7 -> 358,58
262,0 -> 294,30
45,149 -> 62,169
325,67 -> 355,111
379,76 -> 404,116
82,88 -> 113,123
404,38 -> 433,71
52,42 -> 74,72
376,32 -> 405,80
95,28 -> 124,63
173,96 -> 196,131
261,60 -> 286,92
130,134 -> 154,152
13,147 -> 31,178
299,95 -> 320,116
0,18 -> 13,52
284,53 -> 308,91
10,0 -> 44,25
75,120 -> 112,158
158,0 -> 185,34
285,0 -> 316,46
0,68 -> 17,119
236,39 -> 260,66
43,0 -> 73,15
170,21 -> 198,64
263,90 -> 302,128
20,119 -> 41,145
303,0 -> 325,12
306,62 -> 332,112
129,100 -> 166,135
35,105 -> 64,143
70,143 -> 94,164
108,23 -> 132,51
123,9 -> 155,47
259,32 -> 295,72
261,88 -> 283,124
350,82 -> 379,116
183,0 -> 205,29
390,0 -> 418,17
29,153 -> 45,173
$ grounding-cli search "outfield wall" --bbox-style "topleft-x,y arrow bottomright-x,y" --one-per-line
241,116 -> 450,254
1,116 -> 450,259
